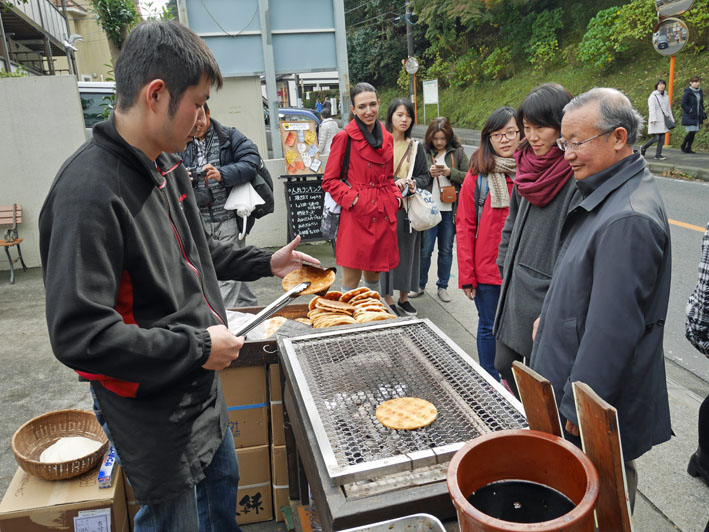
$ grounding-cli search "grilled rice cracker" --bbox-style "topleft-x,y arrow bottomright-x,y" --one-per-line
376,397 -> 438,430
282,264 -> 336,295
340,287 -> 370,302
315,298 -> 355,313
353,305 -> 388,315
309,296 -> 322,311
323,291 -> 343,301
262,317 -> 288,338
356,312 -> 395,323
294,318 -> 312,326
349,290 -> 381,303
313,315 -> 356,328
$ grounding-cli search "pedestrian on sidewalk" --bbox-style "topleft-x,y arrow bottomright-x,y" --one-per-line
380,98 -> 431,316
179,102 -> 264,308
530,88 -> 672,512
318,107 -> 339,155
493,83 -> 580,398
640,79 -> 671,160
456,107 -> 518,381
411,117 -> 468,303
321,82 -> 400,294
685,220 -> 709,492
680,76 -> 706,154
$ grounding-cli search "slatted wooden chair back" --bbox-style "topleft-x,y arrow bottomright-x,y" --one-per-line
573,381 -> 633,532
0,204 -> 22,232
511,360 -> 563,437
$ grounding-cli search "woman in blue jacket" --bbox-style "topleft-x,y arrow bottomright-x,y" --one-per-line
680,76 -> 705,154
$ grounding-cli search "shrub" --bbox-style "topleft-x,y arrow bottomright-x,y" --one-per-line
526,8 -> 564,69
481,46 -> 513,80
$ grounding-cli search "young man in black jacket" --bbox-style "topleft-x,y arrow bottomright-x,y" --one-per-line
39,21 -> 317,532
180,102 -> 261,308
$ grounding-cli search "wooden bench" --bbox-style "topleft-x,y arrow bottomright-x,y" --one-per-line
0,204 -> 28,284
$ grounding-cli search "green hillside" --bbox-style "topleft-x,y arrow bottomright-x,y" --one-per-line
380,46 -> 708,150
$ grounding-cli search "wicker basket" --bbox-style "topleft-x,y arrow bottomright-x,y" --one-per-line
11,409 -> 109,481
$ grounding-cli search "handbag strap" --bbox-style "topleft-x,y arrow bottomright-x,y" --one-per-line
654,94 -> 669,119
339,136 -> 352,185
394,140 -> 413,178
474,174 -> 489,237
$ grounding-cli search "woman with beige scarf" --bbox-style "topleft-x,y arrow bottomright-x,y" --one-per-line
456,107 -> 519,381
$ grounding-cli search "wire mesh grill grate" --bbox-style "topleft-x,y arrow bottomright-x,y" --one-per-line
285,321 -> 527,471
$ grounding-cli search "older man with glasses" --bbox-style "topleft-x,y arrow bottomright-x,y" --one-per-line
529,88 -> 672,512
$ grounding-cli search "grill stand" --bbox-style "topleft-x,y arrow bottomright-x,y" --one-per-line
283,382 -> 456,532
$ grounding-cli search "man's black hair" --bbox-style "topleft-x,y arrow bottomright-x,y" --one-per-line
114,21 -> 223,117
321,107 -> 331,119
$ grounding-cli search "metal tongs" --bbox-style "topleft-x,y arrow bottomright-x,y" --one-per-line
234,281 -> 311,337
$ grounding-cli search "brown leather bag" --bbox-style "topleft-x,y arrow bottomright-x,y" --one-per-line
436,152 -> 457,203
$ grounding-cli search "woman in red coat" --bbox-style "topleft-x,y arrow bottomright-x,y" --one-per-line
322,82 -> 401,292
457,106 -> 519,381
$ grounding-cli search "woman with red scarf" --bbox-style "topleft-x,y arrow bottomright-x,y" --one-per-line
492,83 -> 582,398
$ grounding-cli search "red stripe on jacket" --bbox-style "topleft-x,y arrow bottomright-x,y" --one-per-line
76,269 -> 140,398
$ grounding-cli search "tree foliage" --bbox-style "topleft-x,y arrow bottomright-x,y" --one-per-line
89,0 -> 139,52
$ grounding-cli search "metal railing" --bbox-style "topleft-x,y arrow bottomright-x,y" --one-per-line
7,0 -> 68,44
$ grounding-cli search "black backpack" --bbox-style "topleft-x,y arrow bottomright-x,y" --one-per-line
251,157 -> 274,220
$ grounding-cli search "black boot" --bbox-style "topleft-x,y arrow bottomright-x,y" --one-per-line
687,449 -> 709,486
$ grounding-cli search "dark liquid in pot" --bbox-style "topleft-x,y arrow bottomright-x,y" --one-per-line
467,479 -> 575,523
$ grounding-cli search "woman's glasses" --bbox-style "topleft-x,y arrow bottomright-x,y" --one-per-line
490,130 -> 520,142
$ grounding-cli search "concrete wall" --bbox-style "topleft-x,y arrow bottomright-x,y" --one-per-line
207,77 -> 267,157
0,76 -> 86,271
246,156 -> 328,248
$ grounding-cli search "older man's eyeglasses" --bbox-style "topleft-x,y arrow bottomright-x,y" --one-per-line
556,128 -> 617,152
490,130 -> 520,142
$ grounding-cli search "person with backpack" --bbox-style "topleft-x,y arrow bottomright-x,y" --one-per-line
456,107 -> 519,381
410,117 -> 468,303
180,102 -> 274,308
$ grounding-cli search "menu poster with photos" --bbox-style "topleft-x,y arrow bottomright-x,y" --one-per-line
280,121 -> 323,175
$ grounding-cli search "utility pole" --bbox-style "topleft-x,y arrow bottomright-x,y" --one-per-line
405,1 -> 414,102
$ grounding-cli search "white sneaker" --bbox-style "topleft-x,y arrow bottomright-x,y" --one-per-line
408,288 -> 425,298
437,288 -> 451,303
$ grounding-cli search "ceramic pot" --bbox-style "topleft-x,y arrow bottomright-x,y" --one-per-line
447,429 -> 599,532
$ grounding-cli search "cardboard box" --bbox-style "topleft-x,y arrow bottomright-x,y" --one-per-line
220,366 -> 269,449
272,485 -> 290,523
269,364 -> 286,446
268,364 -> 283,402
236,445 -> 273,525
0,466 -> 128,532
271,401 -> 286,446
271,444 -> 289,522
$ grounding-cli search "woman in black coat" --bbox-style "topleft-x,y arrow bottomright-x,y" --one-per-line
680,75 -> 706,154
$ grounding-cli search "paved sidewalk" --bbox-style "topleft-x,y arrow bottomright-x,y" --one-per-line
411,124 -> 709,181
1,243 -> 707,530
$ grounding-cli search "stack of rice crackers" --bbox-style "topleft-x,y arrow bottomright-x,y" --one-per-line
301,288 -> 396,329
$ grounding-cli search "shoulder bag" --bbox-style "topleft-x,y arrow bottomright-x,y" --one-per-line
436,151 -> 457,203
320,137 -> 352,240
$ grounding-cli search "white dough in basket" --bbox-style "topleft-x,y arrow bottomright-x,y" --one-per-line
39,436 -> 102,463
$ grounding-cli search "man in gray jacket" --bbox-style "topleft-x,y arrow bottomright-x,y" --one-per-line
530,88 -> 672,511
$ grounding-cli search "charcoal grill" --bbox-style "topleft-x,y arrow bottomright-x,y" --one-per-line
278,318 -> 527,531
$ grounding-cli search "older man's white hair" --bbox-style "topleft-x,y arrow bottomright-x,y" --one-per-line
563,88 -> 645,145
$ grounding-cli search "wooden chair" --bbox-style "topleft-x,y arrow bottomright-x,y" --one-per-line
573,382 -> 633,532
511,360 -> 562,437
0,204 -> 28,284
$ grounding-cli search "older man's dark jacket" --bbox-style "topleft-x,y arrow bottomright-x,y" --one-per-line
530,153 -> 672,462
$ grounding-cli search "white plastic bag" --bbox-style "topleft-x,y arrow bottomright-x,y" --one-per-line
224,183 -> 266,240
405,188 -> 442,231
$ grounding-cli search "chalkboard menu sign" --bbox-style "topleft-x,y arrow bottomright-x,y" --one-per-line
284,177 -> 326,242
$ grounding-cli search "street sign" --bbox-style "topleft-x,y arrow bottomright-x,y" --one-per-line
405,56 -> 419,74
652,18 -> 689,56
423,79 -> 439,104
656,0 -> 695,19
